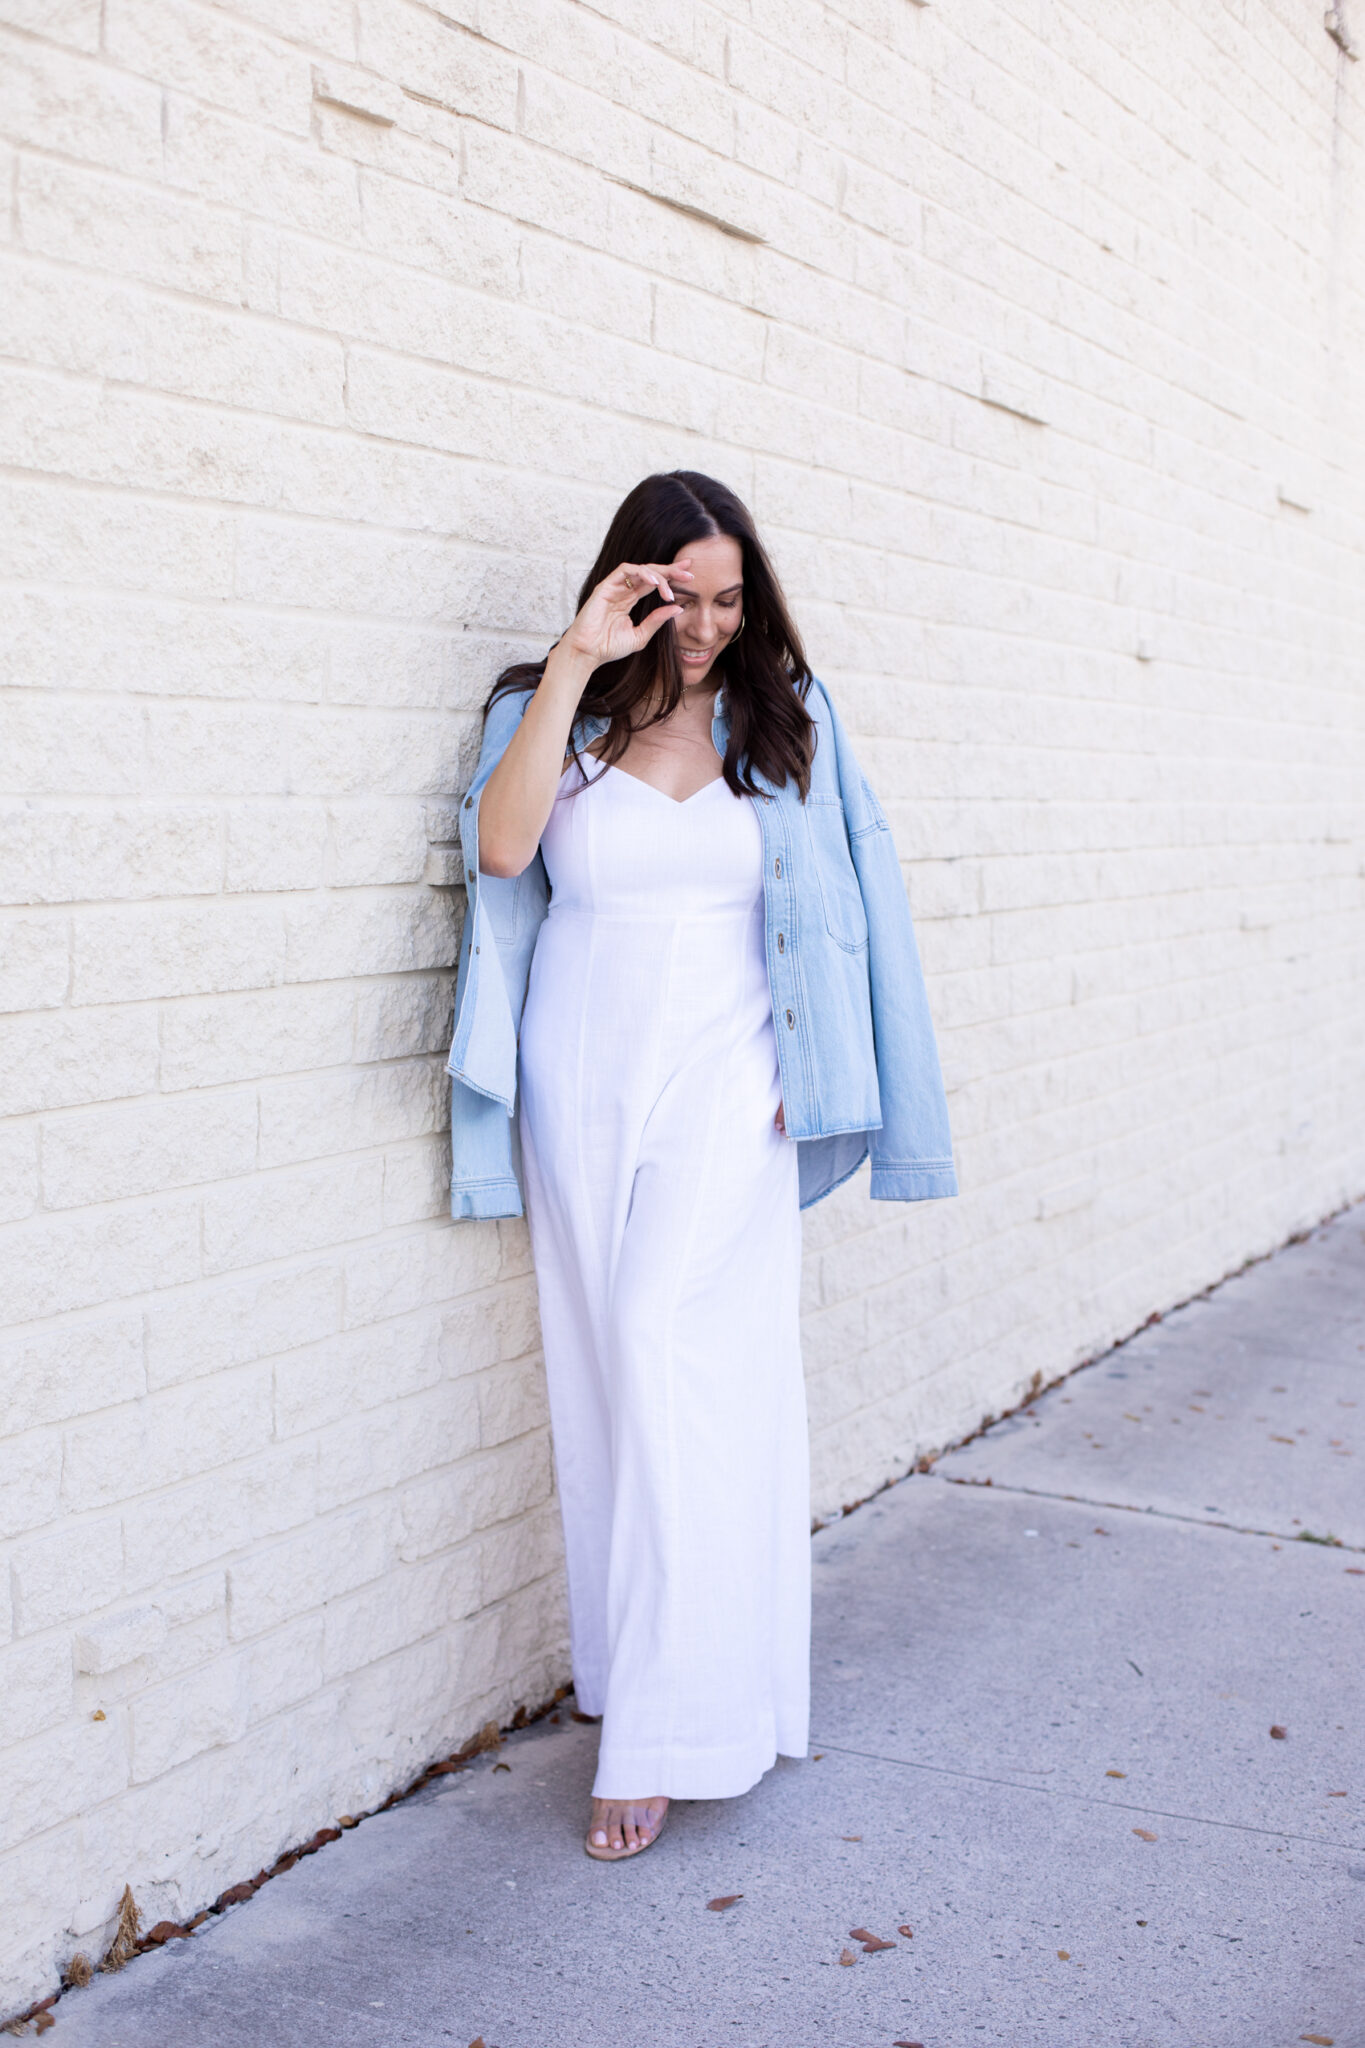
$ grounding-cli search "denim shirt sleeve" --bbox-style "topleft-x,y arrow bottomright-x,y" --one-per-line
816,683 -> 958,1202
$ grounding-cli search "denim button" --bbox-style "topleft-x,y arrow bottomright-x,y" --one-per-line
785,1009 -> 795,1029
464,795 -> 473,808
777,932 -> 785,953
774,856 -> 782,878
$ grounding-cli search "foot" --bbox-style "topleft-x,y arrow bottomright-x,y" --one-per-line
585,1795 -> 669,1860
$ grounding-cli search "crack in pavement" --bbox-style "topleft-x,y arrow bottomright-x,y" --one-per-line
802,1740 -> 1365,1855
934,1473 -> 1365,1553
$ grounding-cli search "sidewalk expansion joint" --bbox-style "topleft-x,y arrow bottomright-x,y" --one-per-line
804,1741 -> 1365,1855
933,1473 -> 1365,1554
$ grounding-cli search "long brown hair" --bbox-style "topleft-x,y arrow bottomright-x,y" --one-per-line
487,471 -> 816,799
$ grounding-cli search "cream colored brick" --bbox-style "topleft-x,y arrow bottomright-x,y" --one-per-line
225,802 -> 327,893
17,157 -> 242,303
0,1314 -> 144,1435
0,585 -> 329,701
202,1156 -> 385,1274
3,694 -> 144,796
1,0 -> 101,49
321,1549 -> 481,1679
41,1090 -> 257,1209
343,1222 -> 501,1328
62,1366 -> 272,1513
0,1428 -> 61,1541
396,1437 -> 554,1562
226,1501 -> 394,1639
351,974 -> 455,1063
146,1263 -> 340,1390
272,1311 -> 441,1437
122,1443 -> 318,1589
0,912 -> 69,1012
0,1121 -> 38,1223
160,984 -> 356,1091
0,27 -> 162,176
314,1378 -> 480,1514
1,1713 -> 129,1852
127,1652 -> 249,1782
354,0 -> 516,128
4,1192 -> 201,1324
106,0 -> 314,132
163,95 -> 361,237
12,1517 -> 123,1635
0,804 -> 221,907
381,1137 -> 448,1228
72,899 -> 286,1005
73,1603 -> 167,1675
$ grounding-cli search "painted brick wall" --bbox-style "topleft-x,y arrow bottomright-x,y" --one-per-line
2,0 -> 1363,2012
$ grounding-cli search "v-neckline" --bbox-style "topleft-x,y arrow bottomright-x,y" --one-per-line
606,763 -> 727,807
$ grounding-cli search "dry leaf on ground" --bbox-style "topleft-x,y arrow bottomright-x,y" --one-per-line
838,1947 -> 857,1966
1299,2035 -> 1335,2045
897,1924 -> 914,1937
1105,1770 -> 1126,1778
141,1922 -> 189,1947
849,1926 -> 896,1952
706,1894 -> 742,1911
1132,1828 -> 1158,1842
1271,1725 -> 1288,1739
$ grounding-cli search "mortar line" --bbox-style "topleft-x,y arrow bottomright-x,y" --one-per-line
932,1473 -> 1365,1554
804,1741 -> 1365,1855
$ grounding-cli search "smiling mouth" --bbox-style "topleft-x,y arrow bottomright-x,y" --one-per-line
678,646 -> 717,663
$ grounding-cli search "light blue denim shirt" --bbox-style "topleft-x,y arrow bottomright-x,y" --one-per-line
446,677 -> 957,1219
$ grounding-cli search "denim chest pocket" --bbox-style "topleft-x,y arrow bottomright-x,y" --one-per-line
804,795 -> 868,952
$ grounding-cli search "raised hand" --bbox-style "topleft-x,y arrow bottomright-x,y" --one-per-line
561,560 -> 694,671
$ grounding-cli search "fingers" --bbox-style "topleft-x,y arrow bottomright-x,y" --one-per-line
609,560 -> 694,606
634,602 -> 683,644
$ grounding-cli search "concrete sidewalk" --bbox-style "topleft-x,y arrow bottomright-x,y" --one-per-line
40,1206 -> 1365,2048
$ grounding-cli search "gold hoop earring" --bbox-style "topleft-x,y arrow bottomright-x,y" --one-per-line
730,612 -> 745,641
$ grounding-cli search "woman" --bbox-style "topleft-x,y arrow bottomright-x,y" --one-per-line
447,472 -> 955,1861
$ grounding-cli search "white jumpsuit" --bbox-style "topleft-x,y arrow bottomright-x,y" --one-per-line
518,759 -> 810,1801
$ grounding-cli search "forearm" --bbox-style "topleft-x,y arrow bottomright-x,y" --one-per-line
477,641 -> 597,876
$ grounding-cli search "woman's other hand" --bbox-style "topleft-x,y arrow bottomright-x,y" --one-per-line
774,1099 -> 786,1136
562,560 -> 693,670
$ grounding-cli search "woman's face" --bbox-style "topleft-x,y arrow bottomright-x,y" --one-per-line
670,532 -> 743,686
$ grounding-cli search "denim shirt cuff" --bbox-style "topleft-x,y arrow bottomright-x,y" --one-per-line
868,1164 -> 959,1202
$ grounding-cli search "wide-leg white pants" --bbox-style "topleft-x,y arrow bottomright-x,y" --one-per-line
517,766 -> 810,1800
